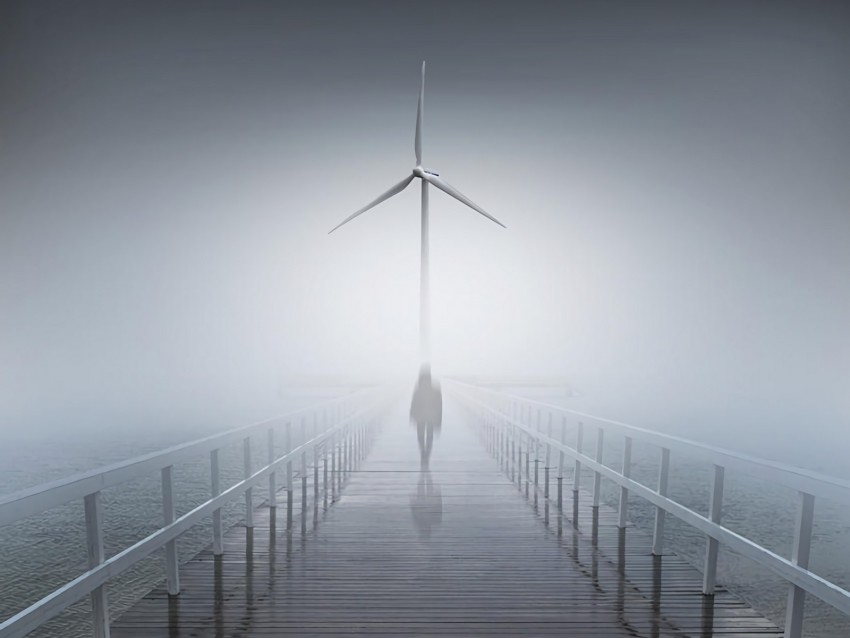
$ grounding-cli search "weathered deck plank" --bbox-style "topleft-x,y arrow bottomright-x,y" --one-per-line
111,405 -> 782,637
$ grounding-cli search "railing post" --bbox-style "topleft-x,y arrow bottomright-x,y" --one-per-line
301,418 -> 308,530
574,422 -> 584,496
339,425 -> 346,488
505,401 -> 511,463
618,436 -> 632,529
354,420 -> 360,463
525,438 -> 531,498
268,427 -> 277,510
703,464 -> 725,594
557,416 -> 566,513
243,436 -> 254,528
321,409 -> 329,508
517,433 -> 523,489
593,429 -> 604,508
331,429 -> 337,502
533,442 -> 540,497
346,424 -> 353,476
210,449 -> 223,555
323,444 -> 329,509
84,492 -> 110,638
652,447 -> 670,555
496,419 -> 502,467
501,421 -> 507,471
313,439 -> 320,502
511,422 -> 517,483
161,466 -> 180,595
349,422 -> 354,474
286,422 -> 294,531
784,491 -> 815,638
338,426 -> 346,491
342,425 -> 354,481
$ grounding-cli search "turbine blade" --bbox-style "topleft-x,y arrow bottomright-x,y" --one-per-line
328,175 -> 414,234
422,173 -> 506,228
415,61 -> 425,165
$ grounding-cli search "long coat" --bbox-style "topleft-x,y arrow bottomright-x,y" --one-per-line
410,381 -> 442,430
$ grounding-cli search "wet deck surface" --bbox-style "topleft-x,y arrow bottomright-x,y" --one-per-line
112,405 -> 782,637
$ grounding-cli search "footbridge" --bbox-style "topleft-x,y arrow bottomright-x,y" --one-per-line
1,381 -> 849,637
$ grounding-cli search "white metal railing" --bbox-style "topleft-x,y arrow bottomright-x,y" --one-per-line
448,379 -> 850,638
0,385 -> 395,638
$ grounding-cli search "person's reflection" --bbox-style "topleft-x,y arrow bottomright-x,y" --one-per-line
410,365 -> 442,470
410,470 -> 443,540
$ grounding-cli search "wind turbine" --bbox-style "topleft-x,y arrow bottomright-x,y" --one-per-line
329,61 -> 506,366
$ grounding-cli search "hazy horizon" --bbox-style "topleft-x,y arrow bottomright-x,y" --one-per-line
1,1 -> 849,464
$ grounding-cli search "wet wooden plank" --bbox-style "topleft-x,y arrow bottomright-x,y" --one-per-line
112,405 -> 782,637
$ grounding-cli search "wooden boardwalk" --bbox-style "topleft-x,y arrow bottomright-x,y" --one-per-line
112,405 -> 782,637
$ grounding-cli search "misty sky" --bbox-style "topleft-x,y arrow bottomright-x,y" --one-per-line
1,1 -> 848,458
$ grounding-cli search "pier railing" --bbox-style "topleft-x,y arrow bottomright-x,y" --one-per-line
0,385 -> 394,638
448,379 -> 850,638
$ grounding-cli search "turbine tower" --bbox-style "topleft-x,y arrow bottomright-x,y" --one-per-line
329,61 -> 505,366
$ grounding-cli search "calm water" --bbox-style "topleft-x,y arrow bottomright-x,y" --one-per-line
0,398 -> 317,638
1,395 -> 848,637
553,393 -> 850,638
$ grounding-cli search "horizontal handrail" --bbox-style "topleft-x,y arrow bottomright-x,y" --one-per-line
0,385 -> 396,638
499,418 -> 850,614
447,379 -> 850,638
448,379 -> 850,506
0,387 -> 372,526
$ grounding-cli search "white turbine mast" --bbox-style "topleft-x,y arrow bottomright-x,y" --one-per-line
329,61 -> 506,366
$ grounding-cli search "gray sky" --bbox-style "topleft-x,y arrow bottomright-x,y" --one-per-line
1,1 -> 848,457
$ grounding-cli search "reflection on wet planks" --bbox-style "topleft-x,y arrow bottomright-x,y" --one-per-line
112,407 -> 782,637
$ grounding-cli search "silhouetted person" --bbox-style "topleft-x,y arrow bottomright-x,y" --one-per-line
410,365 -> 441,469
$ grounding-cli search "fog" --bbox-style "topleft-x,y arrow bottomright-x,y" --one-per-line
1,1 -> 848,470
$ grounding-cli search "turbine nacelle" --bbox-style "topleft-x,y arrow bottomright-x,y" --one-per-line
413,166 -> 440,179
